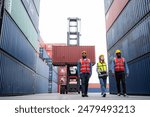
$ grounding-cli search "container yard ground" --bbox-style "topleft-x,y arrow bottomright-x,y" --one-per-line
0,93 -> 150,100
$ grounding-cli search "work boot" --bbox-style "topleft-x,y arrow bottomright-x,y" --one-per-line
82,94 -> 85,97
85,95 -> 88,97
123,93 -> 127,97
102,94 -> 106,97
117,93 -> 121,96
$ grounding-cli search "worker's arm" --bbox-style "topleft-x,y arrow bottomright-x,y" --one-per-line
90,62 -> 92,76
125,61 -> 129,76
77,61 -> 81,77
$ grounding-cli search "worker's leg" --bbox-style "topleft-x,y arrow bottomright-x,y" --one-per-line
121,73 -> 126,94
85,73 -> 90,96
80,74 -> 86,96
115,74 -> 121,94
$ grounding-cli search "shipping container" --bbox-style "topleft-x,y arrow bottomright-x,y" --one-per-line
36,57 -> 49,78
0,11 -> 36,71
104,0 -> 113,14
46,50 -> 52,58
58,66 -> 67,76
5,0 -> 39,51
39,48 -> 50,60
108,13 -> 150,63
21,0 -> 39,32
107,0 -> 150,50
33,0 -> 40,15
109,53 -> 150,95
35,74 -> 48,93
52,46 -> 95,65
45,43 -> 66,51
52,66 -> 58,83
105,0 -> 129,31
0,51 -> 36,95
51,81 -> 58,93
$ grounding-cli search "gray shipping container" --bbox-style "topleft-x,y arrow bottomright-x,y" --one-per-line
104,0 -> 114,14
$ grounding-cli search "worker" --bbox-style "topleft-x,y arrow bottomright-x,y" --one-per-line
111,50 -> 129,97
78,51 -> 92,97
96,54 -> 108,97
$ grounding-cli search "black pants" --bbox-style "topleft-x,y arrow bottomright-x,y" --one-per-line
80,73 -> 90,95
115,72 -> 126,94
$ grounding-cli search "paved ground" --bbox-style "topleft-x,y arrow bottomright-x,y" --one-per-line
0,93 -> 150,100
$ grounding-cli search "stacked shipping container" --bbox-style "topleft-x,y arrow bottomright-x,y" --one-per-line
0,0 -> 49,95
104,0 -> 150,95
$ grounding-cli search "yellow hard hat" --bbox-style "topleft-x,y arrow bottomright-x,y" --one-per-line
116,49 -> 121,54
99,54 -> 104,58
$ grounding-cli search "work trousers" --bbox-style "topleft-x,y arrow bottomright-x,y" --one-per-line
80,73 -> 90,95
115,71 -> 126,94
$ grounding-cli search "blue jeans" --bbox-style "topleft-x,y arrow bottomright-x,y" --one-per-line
99,77 -> 107,95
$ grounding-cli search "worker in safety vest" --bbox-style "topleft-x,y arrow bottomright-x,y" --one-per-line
96,54 -> 108,97
78,51 -> 92,97
111,50 -> 129,97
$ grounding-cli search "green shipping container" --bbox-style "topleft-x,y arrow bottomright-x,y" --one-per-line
33,0 -> 40,15
5,0 -> 39,51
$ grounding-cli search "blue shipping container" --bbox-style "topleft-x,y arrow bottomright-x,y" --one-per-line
0,11 -> 37,71
0,51 -> 35,95
107,0 -> 150,50
52,81 -> 58,93
35,74 -> 48,93
36,57 -> 49,78
39,48 -> 50,60
52,66 -> 58,83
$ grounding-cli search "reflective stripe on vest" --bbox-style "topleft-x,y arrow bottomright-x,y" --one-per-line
115,57 -> 125,72
97,62 -> 107,72
80,58 -> 91,73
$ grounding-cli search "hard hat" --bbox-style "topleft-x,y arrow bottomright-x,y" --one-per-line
82,51 -> 87,55
99,54 -> 104,58
116,49 -> 121,54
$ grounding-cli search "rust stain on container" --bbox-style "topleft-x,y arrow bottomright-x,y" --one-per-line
106,0 -> 129,31
52,46 -> 95,65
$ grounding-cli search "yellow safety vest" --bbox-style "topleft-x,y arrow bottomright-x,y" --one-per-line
97,62 -> 107,72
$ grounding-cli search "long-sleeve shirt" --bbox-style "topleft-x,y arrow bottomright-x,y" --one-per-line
77,59 -> 92,77
111,57 -> 129,74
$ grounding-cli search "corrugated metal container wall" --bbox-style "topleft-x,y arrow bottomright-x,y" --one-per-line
33,0 -> 40,15
107,0 -> 150,50
36,57 -> 49,78
52,66 -> 58,83
35,75 -> 48,93
105,0 -> 129,31
0,12 -> 36,71
21,0 -> 39,32
4,0 -> 38,51
45,43 -> 66,51
0,51 -> 35,95
108,14 -> 150,63
104,0 -> 113,14
52,81 -> 58,93
52,46 -> 95,65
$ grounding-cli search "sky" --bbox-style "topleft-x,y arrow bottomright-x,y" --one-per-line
39,0 -> 107,83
